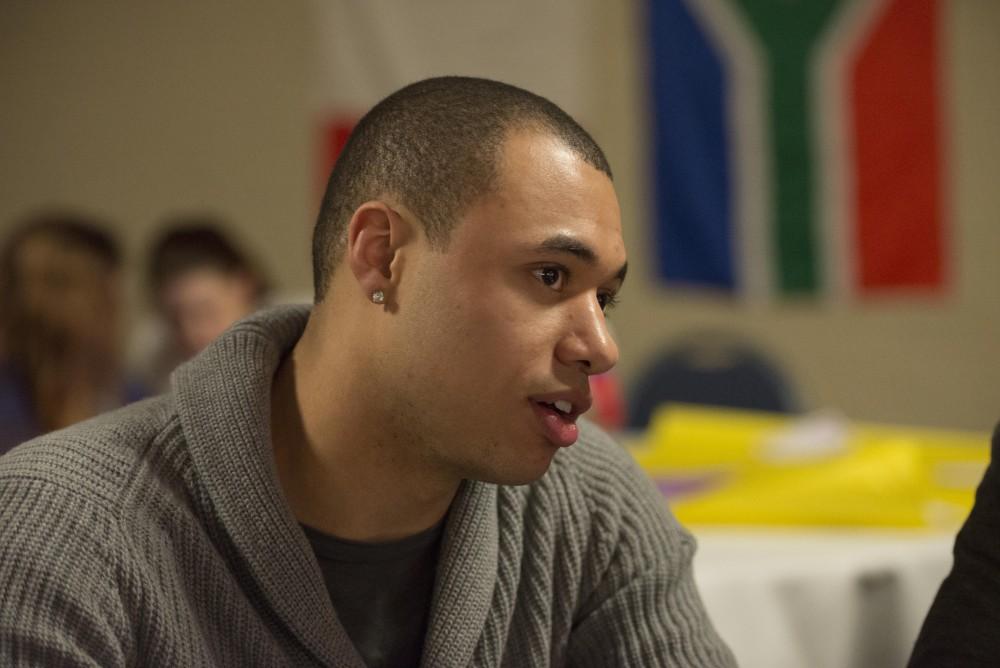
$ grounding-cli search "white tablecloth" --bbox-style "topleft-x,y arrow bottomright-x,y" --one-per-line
690,529 -> 955,668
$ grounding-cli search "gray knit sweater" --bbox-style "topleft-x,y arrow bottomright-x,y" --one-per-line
0,305 -> 735,667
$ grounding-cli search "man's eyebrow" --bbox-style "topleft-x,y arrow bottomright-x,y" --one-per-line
535,234 -> 628,285
537,234 -> 597,263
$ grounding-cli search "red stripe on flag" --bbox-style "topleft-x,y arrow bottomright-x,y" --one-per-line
850,0 -> 946,292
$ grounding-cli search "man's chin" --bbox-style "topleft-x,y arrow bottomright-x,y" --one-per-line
471,447 -> 559,487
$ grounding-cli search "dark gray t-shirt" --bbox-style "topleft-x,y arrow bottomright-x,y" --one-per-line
302,520 -> 445,668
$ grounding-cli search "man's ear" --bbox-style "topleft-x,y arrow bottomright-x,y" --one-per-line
346,201 -> 412,300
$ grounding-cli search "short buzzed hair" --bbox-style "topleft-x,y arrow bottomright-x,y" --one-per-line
311,76 -> 612,302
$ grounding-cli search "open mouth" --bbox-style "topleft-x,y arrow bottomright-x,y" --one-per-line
531,399 -> 580,447
536,399 -> 574,416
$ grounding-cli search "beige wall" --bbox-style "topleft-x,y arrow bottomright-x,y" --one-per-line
1,1 -> 997,431
0,2 -> 316,301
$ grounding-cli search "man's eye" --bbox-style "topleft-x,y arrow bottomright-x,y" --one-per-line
534,267 -> 565,289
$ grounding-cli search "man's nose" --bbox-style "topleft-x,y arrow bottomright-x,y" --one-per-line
555,294 -> 619,375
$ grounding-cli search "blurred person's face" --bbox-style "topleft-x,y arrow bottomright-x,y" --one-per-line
160,268 -> 257,357
12,234 -> 120,347
369,131 -> 626,485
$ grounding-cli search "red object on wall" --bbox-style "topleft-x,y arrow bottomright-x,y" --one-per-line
589,371 -> 626,431
319,116 -> 357,190
850,0 -> 947,293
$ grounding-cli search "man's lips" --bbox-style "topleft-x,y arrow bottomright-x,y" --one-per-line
529,391 -> 592,447
529,391 -> 593,419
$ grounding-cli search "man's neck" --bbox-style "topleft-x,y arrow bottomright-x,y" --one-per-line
269,317 -> 459,543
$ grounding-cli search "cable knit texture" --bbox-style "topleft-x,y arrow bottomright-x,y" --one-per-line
0,305 -> 735,667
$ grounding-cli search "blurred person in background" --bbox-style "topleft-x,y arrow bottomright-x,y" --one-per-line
139,218 -> 267,390
0,212 -> 144,454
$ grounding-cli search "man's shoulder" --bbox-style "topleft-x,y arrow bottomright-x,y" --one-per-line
0,395 -> 181,512
0,398 -> 187,666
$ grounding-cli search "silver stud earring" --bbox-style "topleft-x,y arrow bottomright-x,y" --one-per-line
371,290 -> 385,304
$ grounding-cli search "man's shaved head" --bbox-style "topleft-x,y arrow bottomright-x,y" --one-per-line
311,76 -> 612,302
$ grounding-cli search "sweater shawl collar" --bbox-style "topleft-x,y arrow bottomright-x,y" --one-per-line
172,304 -> 499,667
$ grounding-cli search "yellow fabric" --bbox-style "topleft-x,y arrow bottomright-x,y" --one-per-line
629,405 -> 989,528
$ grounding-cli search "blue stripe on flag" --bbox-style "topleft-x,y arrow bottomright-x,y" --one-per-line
648,0 -> 734,289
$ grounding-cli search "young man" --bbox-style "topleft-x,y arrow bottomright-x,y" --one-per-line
0,77 -> 735,667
